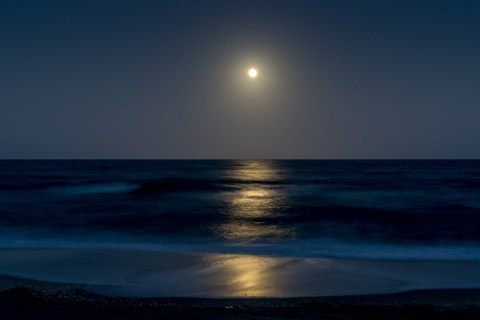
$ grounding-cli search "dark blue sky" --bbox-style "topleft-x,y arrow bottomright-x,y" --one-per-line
1,0 -> 479,158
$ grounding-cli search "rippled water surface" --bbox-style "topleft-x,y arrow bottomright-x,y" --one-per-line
1,160 -> 479,260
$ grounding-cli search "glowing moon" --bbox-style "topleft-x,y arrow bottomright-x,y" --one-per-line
248,68 -> 258,78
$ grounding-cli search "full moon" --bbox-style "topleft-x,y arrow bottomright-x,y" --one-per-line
248,68 -> 258,78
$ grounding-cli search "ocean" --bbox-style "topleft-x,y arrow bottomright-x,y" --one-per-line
1,160 -> 480,261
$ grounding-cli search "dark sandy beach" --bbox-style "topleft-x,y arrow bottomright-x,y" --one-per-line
1,249 -> 480,320
2,248 -> 480,298
1,275 -> 480,319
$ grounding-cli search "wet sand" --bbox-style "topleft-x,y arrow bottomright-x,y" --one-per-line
1,248 -> 480,298
2,248 -> 480,318
1,276 -> 480,319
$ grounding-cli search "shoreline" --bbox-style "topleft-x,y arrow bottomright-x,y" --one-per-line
3,273 -> 480,304
1,275 -> 480,319
2,247 -> 480,298
2,246 -> 480,318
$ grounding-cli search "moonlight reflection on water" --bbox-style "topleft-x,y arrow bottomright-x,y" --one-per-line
216,161 -> 294,242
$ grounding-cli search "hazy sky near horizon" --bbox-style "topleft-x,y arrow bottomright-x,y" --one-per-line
1,0 -> 479,159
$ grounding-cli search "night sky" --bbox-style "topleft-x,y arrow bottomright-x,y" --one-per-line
1,0 -> 479,159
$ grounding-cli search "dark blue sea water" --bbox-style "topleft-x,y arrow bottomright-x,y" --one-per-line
1,160 -> 480,260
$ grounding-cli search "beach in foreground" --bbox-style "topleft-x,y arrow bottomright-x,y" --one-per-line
1,275 -> 480,319
1,248 -> 480,298
1,248 -> 480,318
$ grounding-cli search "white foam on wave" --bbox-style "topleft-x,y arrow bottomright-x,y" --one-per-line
1,236 -> 480,261
277,240 -> 480,261
50,182 -> 139,195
